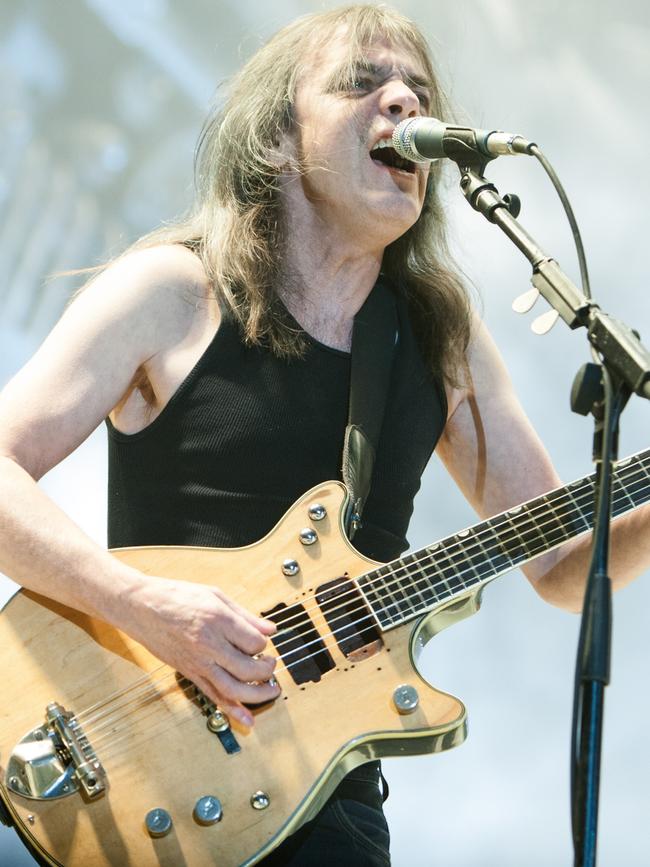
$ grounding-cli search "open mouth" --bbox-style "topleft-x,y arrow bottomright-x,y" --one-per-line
370,140 -> 416,175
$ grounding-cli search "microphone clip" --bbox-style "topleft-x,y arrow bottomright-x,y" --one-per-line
443,135 -> 496,175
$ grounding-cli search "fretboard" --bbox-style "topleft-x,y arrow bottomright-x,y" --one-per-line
357,449 -> 650,630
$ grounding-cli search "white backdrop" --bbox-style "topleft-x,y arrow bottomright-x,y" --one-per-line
1,2 -> 648,865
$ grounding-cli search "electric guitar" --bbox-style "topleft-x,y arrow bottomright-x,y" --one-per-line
1,450 -> 648,866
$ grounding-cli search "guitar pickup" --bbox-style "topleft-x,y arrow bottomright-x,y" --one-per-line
316,578 -> 381,658
262,602 -> 335,685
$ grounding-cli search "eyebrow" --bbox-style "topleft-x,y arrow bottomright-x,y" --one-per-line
325,59 -> 433,103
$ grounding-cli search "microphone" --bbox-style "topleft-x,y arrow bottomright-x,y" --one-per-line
392,117 -> 534,163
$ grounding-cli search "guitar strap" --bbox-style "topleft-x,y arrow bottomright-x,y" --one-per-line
342,278 -> 399,540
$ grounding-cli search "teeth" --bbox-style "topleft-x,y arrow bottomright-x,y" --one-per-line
369,139 -> 414,174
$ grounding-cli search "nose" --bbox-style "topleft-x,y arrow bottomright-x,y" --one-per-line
379,77 -> 421,120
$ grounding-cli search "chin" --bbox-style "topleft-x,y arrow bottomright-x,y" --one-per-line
377,200 -> 422,241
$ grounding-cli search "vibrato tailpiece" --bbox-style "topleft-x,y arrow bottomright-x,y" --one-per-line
6,702 -> 106,801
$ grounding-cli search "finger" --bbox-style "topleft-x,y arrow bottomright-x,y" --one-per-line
206,662 -> 282,706
193,673 -> 254,728
214,643 -> 277,683
220,612 -> 273,656
213,590 -> 277,636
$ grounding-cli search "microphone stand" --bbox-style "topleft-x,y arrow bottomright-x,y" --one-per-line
446,144 -> 650,866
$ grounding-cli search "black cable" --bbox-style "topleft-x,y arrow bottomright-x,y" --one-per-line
528,144 -> 592,300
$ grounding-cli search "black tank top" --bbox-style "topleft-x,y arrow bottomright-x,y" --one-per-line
106,292 -> 447,562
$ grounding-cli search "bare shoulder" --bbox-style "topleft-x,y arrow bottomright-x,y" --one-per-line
0,244 -> 216,479
81,243 -> 212,336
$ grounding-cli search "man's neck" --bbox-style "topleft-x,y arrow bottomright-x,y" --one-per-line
279,214 -> 384,353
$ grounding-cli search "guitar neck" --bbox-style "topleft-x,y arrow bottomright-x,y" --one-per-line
358,449 -> 650,630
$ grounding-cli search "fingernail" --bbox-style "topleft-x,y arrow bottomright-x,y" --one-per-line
236,709 -> 253,726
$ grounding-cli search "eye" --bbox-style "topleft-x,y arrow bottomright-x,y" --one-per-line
350,76 -> 373,92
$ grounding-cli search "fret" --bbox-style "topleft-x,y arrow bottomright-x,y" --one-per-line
357,568 -> 400,629
613,460 -> 648,511
635,451 -> 650,479
385,560 -> 418,620
617,474 -> 637,510
469,527 -> 506,582
436,556 -> 464,596
356,449 -> 650,632
401,550 -> 437,610
563,483 -> 593,532
436,540 -> 472,597
522,495 -> 566,553
374,565 -> 405,623
617,476 -> 648,509
489,510 -> 529,564
422,542 -> 455,601
527,490 -> 579,551
454,528 -> 488,586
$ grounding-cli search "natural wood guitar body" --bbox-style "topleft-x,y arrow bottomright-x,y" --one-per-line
0,481 -> 467,867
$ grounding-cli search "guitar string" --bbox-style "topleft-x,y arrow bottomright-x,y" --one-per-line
94,688 -> 208,765
77,477 -> 598,732
83,470 -> 650,759
75,465 -> 649,741
77,469 -> 650,749
77,465 -> 650,746
253,463 -> 647,640
92,470 -> 647,764
75,456 -> 646,730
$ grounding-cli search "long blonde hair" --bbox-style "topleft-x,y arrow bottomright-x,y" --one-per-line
103,5 -> 473,386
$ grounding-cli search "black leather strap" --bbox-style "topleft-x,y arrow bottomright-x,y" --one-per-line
342,280 -> 398,539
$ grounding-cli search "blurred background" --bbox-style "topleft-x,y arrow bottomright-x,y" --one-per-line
0,1 -> 648,864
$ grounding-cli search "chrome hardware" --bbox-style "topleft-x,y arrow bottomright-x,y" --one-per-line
282,559 -> 300,577
194,795 -> 223,826
299,528 -> 318,546
27,815 -> 35,825
178,673 -> 242,755
308,503 -> 327,521
207,711 -> 230,734
250,790 -> 270,810
6,702 -> 106,801
392,684 -> 419,714
145,808 -> 173,838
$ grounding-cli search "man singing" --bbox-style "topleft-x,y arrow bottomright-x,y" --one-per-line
0,5 -> 647,865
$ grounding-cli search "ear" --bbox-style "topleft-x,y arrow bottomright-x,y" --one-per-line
267,127 -> 297,170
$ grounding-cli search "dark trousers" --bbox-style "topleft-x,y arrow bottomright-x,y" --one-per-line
260,762 -> 390,866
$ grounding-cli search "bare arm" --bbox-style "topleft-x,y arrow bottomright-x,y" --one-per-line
437,317 -> 650,612
0,246 -> 278,726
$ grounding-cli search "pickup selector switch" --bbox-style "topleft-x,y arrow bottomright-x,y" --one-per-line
299,528 -> 318,546
250,790 -> 270,810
